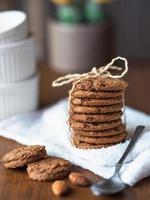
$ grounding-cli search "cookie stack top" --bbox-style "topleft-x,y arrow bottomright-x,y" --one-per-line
74,77 -> 128,91
69,77 -> 128,149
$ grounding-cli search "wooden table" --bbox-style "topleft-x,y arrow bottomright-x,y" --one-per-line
0,63 -> 150,200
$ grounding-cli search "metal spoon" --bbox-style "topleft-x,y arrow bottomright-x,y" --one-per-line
91,125 -> 145,196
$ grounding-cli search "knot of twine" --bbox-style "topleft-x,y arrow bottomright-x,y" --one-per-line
52,57 -> 128,87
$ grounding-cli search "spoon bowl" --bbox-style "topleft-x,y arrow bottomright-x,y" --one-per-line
91,173 -> 126,195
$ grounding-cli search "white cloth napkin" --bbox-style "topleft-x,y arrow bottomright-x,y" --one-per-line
0,99 -> 150,186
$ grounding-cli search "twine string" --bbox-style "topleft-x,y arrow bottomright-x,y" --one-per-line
52,57 -> 128,87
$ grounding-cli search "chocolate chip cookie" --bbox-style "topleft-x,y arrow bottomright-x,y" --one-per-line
70,112 -> 122,122
74,77 -> 128,91
70,119 -> 122,131
27,157 -> 71,181
71,96 -> 123,106
73,140 -> 118,149
70,103 -> 123,114
72,132 -> 127,145
73,124 -> 126,137
71,90 -> 123,99
1,145 -> 47,168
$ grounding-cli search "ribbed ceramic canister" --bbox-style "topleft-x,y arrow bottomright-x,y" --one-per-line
0,74 -> 39,120
0,10 -> 28,44
0,37 -> 36,84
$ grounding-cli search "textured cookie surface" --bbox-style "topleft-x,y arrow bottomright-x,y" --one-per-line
70,119 -> 122,131
74,78 -> 128,91
70,112 -> 122,122
70,103 -> 123,114
1,145 -> 46,168
73,124 -> 126,137
71,90 -> 123,99
27,157 -> 71,181
73,140 -> 119,149
71,96 -> 123,106
73,132 -> 127,145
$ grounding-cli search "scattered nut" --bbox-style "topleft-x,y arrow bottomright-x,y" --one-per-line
51,180 -> 69,196
69,172 -> 91,187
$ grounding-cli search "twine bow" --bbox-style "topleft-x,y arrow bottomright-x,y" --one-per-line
52,57 -> 128,87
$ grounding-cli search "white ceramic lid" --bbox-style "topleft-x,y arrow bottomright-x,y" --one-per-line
0,10 -> 26,35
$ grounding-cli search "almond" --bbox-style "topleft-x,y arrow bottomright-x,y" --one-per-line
51,180 -> 69,196
69,172 -> 91,187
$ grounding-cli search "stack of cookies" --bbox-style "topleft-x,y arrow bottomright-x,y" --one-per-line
69,77 -> 128,149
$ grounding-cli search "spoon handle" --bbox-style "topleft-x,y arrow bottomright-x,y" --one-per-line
115,125 -> 145,172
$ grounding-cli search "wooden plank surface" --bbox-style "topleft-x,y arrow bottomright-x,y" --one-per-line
0,63 -> 150,200
0,136 -> 150,200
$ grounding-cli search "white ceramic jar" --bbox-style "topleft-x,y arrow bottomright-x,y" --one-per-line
0,37 -> 36,83
0,74 -> 39,120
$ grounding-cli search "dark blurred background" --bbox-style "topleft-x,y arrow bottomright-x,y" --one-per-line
1,0 -> 150,61
0,0 -> 150,113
